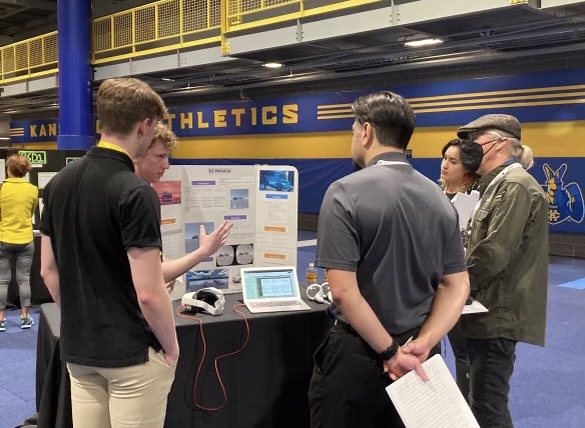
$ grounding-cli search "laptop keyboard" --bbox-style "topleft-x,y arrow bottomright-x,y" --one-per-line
249,300 -> 302,308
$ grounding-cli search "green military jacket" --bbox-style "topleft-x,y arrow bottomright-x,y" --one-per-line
460,163 -> 548,346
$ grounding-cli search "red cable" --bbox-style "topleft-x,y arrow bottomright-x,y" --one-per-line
176,303 -> 251,411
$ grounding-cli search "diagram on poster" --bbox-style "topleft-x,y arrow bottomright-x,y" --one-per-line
159,164 -> 298,294
181,166 -> 257,293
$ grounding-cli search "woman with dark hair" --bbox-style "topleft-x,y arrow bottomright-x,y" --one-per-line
0,154 -> 38,332
439,138 -> 484,403
440,138 -> 483,199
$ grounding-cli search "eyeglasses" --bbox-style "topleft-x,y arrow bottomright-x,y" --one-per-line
474,137 -> 502,146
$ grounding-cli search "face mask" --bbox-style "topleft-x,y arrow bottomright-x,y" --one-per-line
462,142 -> 485,173
472,137 -> 501,157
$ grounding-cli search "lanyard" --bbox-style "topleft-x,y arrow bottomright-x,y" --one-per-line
469,163 -> 522,226
373,160 -> 409,167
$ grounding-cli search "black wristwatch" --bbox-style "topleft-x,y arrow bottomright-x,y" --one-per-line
378,341 -> 400,363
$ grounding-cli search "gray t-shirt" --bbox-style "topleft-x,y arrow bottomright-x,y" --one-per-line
316,152 -> 467,335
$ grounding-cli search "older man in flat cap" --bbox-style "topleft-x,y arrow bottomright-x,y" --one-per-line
456,114 -> 548,428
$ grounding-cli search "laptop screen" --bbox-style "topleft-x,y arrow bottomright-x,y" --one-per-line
243,268 -> 299,300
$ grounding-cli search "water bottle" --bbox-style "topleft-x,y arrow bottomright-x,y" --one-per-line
306,262 -> 318,284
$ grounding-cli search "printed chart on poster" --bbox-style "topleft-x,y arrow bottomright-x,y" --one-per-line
255,166 -> 298,269
160,165 -> 298,294
154,166 -> 184,263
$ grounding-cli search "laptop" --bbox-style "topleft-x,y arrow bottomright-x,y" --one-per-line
241,266 -> 311,313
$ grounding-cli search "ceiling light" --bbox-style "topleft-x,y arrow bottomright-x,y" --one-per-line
404,38 -> 443,48
263,62 -> 283,69
162,78 -> 174,81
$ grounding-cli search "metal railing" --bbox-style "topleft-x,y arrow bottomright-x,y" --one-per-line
225,0 -> 382,32
0,32 -> 58,83
0,0 -> 385,84
92,0 -> 222,64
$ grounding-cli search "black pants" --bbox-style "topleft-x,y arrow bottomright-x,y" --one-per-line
308,323 -> 439,428
467,338 -> 517,428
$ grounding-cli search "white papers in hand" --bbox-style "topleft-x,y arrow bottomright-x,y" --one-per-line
386,354 -> 479,428
462,297 -> 489,315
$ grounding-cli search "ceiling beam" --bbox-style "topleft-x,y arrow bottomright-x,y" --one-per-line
0,0 -> 56,12
0,5 -> 29,21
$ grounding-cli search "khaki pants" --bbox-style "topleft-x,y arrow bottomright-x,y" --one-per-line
67,347 -> 177,428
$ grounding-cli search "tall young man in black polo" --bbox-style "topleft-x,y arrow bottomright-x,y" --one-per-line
40,78 -> 179,428
308,91 -> 470,427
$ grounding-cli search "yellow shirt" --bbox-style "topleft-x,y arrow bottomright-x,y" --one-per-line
0,178 -> 39,244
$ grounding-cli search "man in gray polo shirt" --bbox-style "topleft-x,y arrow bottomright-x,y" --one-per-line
308,91 -> 470,428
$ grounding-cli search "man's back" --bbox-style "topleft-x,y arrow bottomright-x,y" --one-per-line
41,146 -> 163,367
463,166 -> 548,345
317,153 -> 466,334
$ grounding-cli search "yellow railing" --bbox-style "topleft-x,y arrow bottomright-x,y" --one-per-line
92,0 -> 222,64
0,0 -> 384,84
0,31 -> 58,83
225,0 -> 384,32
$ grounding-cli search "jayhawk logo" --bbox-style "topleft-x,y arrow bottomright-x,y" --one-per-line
543,163 -> 585,224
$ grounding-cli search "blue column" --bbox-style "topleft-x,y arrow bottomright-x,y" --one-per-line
57,0 -> 94,150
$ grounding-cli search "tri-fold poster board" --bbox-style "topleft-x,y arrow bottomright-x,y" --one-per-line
158,165 -> 298,295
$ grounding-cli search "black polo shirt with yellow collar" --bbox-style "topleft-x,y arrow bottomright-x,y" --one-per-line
40,146 -> 162,368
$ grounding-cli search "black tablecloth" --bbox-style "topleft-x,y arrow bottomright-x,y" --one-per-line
7,234 -> 53,308
36,296 -> 332,428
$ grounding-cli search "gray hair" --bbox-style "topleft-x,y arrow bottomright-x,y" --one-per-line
480,129 -> 534,170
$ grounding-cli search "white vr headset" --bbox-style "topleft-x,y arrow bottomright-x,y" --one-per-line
181,287 -> 225,316
306,282 -> 332,304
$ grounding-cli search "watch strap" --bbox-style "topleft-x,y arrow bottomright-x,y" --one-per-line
378,340 -> 399,363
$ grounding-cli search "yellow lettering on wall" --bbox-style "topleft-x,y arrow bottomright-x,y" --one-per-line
39,125 -> 47,137
167,113 -> 177,130
231,108 -> 246,127
180,112 -> 194,129
197,112 -> 209,129
30,125 -> 37,137
214,110 -> 227,128
282,104 -> 299,124
48,123 -> 57,136
262,106 -> 278,125
251,107 -> 257,126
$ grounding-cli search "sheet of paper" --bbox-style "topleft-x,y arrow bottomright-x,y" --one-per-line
452,190 -> 480,230
462,297 -> 489,315
37,171 -> 58,190
386,354 -> 480,428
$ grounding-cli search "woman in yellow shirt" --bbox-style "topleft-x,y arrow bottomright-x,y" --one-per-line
0,154 -> 38,331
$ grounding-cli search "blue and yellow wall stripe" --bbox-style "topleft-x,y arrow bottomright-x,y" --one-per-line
10,66 -> 585,232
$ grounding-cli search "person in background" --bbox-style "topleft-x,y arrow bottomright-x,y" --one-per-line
308,91 -> 470,428
133,123 -> 233,293
439,138 -> 484,402
440,138 -> 482,200
40,77 -> 178,428
457,114 -> 548,428
0,154 -> 38,332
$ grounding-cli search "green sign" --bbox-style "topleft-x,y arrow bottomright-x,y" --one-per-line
19,150 -> 47,164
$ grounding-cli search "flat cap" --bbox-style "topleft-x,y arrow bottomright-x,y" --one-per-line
457,114 -> 521,140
